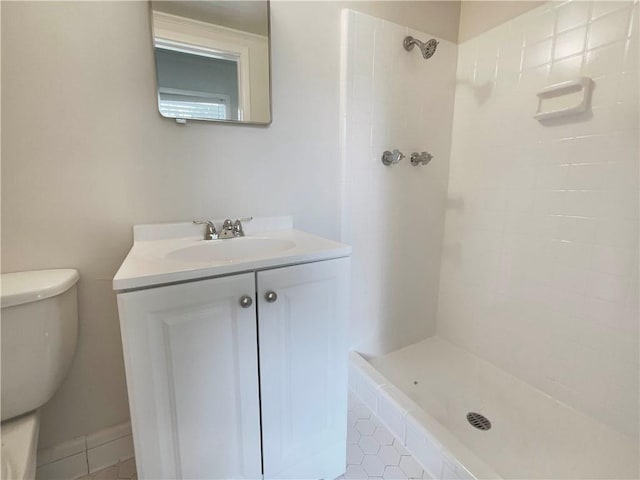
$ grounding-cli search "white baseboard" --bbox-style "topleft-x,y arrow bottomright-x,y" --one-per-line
36,421 -> 134,480
87,435 -> 134,474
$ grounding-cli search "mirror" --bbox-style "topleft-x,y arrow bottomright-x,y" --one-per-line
150,1 -> 271,124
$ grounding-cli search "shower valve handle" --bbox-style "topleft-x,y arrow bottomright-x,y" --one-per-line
381,149 -> 405,166
410,151 -> 434,166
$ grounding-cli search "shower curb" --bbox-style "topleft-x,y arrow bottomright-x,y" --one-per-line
349,351 -> 500,480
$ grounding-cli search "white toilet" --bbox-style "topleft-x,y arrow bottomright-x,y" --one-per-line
1,269 -> 79,480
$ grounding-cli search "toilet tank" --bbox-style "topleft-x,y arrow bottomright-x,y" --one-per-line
1,270 -> 79,421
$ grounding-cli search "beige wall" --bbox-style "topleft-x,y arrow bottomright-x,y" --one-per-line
343,1 -> 460,41
1,1 -> 461,449
458,1 -> 544,42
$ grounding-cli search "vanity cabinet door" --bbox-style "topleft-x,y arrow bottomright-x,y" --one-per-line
117,274 -> 262,480
257,258 -> 350,480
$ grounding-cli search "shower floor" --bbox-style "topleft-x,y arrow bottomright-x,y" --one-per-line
369,337 -> 639,479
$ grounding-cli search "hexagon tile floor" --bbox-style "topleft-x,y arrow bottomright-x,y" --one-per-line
87,392 -> 428,480
339,392 -> 430,480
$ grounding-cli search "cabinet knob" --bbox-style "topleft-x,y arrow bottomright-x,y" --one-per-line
239,295 -> 253,308
265,291 -> 278,303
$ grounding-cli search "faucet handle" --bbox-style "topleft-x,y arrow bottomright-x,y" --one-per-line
233,217 -> 253,237
193,220 -> 218,240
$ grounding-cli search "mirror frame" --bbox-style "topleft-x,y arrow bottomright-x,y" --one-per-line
148,1 -> 272,126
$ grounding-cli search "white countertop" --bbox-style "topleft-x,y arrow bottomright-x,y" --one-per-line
113,217 -> 351,291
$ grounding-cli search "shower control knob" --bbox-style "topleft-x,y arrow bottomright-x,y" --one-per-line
410,151 -> 434,166
239,295 -> 253,308
265,291 -> 278,303
381,149 -> 405,166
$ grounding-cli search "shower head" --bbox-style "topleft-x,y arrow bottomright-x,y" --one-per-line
403,36 -> 439,59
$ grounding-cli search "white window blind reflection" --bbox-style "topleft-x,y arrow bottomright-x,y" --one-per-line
158,88 -> 230,120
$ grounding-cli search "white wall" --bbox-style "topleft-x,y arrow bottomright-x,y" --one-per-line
0,1 -> 461,449
341,11 -> 457,356
438,1 -> 639,439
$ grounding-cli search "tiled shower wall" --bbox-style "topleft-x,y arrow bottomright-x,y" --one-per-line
438,0 -> 639,439
340,11 -> 457,357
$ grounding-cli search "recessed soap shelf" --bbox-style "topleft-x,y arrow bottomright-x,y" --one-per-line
534,77 -> 593,122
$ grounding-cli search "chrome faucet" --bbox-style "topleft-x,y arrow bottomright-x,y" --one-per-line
192,220 -> 218,240
218,217 -> 254,239
219,219 -> 235,239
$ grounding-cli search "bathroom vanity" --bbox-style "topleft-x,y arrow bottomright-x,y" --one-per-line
113,217 -> 350,480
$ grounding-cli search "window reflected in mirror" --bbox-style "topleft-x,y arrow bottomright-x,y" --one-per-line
151,1 -> 271,124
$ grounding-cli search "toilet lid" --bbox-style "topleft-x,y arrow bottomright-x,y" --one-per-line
1,269 -> 79,308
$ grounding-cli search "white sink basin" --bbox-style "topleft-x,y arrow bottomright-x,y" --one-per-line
166,237 -> 296,263
113,217 -> 352,290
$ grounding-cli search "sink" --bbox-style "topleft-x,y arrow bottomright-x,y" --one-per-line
166,237 -> 296,263
113,217 -> 352,290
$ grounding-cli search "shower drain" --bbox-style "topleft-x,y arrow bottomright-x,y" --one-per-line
466,412 -> 491,431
